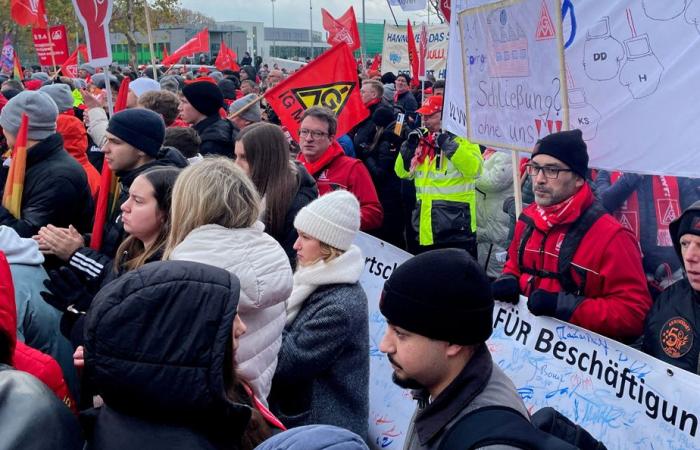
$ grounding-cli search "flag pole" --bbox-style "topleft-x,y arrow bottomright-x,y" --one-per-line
45,22 -> 58,75
143,0 -> 158,81
227,94 -> 264,119
103,66 -> 115,117
386,0 -> 399,26
512,151 -> 523,217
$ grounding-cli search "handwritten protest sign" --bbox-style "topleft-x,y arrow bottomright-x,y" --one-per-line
458,0 -> 569,151
356,232 -> 700,450
381,23 -> 450,80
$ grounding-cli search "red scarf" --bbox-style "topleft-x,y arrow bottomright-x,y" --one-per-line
531,183 -> 594,231
364,98 -> 381,108
393,88 -> 408,103
297,140 -> 344,177
611,172 -> 680,246
410,132 -> 437,173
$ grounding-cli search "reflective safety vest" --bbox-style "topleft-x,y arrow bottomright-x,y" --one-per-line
395,136 -> 483,246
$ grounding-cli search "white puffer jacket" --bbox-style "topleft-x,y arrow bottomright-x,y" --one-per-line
169,223 -> 293,404
476,150 -> 513,278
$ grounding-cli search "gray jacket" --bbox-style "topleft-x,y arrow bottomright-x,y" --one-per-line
270,283 -> 369,441
404,344 -> 529,450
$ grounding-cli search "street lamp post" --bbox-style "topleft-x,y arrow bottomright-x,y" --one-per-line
271,0 -> 276,58
309,0 -> 313,59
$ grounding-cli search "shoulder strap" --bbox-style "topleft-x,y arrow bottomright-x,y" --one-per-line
517,213 -> 536,272
557,201 -> 606,294
438,406 -> 578,450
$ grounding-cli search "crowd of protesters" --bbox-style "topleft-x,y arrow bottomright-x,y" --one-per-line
0,53 -> 698,450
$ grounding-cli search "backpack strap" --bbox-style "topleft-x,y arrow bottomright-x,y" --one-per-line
438,406 -> 578,450
557,202 -> 606,295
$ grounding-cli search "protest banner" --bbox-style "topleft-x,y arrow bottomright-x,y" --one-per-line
459,0 -> 569,152
264,43 -> 368,141
32,25 -> 70,66
444,0 -> 700,177
381,23 -> 449,80
355,232 -> 700,450
72,0 -> 113,68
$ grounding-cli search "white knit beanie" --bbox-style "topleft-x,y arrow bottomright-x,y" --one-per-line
293,190 -> 360,251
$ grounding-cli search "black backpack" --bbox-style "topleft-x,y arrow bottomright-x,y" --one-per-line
438,406 -> 607,450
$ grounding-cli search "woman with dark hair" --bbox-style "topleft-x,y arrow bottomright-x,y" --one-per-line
41,167 -> 181,348
234,122 -> 317,266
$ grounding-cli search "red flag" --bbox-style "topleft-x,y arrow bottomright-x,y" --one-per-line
406,20 -> 420,88
418,23 -> 428,80
162,44 -> 169,61
264,43 -> 369,141
2,114 -> 29,219
215,40 -> 239,71
58,44 -> 87,78
161,28 -> 209,65
321,6 -> 361,51
11,0 -> 47,28
369,54 -> 381,72
439,0 -> 451,23
90,77 -> 130,251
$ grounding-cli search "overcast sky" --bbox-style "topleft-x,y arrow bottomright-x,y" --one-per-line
178,0 -> 440,30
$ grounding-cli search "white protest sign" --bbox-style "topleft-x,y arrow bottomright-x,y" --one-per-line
398,0 -> 428,12
445,0 -> 700,176
381,23 -> 450,80
356,232 -> 700,450
459,0 -> 569,151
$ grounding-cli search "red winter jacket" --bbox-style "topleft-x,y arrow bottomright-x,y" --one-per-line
298,142 -> 383,231
503,185 -> 652,341
0,252 -> 76,412
57,113 -> 101,199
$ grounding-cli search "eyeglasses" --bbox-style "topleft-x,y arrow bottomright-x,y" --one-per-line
525,163 -> 573,179
299,129 -> 329,139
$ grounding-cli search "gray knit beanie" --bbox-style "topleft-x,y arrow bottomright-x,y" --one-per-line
79,63 -> 96,75
294,190 -> 360,251
40,84 -> 74,112
0,90 -> 58,140
229,94 -> 261,123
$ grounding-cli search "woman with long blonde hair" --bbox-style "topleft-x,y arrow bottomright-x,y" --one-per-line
164,157 -> 292,405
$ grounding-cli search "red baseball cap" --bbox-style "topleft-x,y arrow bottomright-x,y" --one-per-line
416,95 -> 443,116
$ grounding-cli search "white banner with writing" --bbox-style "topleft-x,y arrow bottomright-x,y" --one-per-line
356,232 -> 700,450
381,23 -> 450,80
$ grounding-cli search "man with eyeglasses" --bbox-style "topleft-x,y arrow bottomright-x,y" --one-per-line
296,106 -> 383,231
491,129 -> 651,342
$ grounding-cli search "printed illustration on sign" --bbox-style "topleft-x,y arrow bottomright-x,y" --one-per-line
535,0 -> 556,40
686,0 -> 700,33
568,88 -> 601,140
292,82 -> 356,115
660,317 -> 694,358
583,17 -> 624,81
643,0 -> 688,21
485,8 -> 530,77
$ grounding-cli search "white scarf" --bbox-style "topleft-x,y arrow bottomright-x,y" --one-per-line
285,245 -> 364,325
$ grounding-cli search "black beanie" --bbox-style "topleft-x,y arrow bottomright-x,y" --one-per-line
372,106 -> 395,128
670,200 -> 700,261
107,109 -> 165,158
380,249 -> 494,345
182,80 -> 224,116
533,129 -> 588,178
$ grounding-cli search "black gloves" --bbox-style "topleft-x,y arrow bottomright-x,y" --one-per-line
406,128 -> 428,150
527,290 -> 559,317
42,267 -> 93,315
491,275 -> 520,304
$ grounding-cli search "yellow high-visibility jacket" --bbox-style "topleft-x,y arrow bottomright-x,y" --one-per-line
395,134 -> 483,246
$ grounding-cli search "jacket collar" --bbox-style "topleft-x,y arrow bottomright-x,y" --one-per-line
26,133 -> 64,168
414,343 -> 493,445
193,114 -> 222,133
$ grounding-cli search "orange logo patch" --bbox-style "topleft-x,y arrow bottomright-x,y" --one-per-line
660,317 -> 693,358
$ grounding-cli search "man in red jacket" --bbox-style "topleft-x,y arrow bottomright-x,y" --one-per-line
296,106 -> 383,231
491,130 -> 652,342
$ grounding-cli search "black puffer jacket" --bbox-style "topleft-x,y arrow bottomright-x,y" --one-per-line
194,115 -> 237,157
0,133 -> 94,237
83,260 -> 252,450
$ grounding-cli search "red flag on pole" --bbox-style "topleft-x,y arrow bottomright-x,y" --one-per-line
11,0 -> 47,28
369,54 -> 381,72
161,28 -> 209,65
2,114 -> 29,219
406,20 -> 420,88
264,43 -> 369,141
439,0 -> 451,23
162,44 -> 169,62
321,6 -> 361,51
215,40 -> 239,71
58,44 -> 87,77
418,23 -> 428,81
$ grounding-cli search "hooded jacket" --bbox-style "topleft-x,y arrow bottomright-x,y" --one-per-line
57,113 -> 101,199
253,425 -> 369,450
0,226 -> 78,398
642,200 -> 700,374
169,223 -> 293,405
0,133 -> 94,237
83,260 -> 252,450
0,251 -> 75,412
